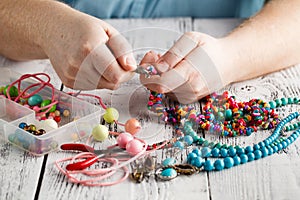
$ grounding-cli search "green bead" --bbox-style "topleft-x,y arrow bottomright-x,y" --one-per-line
197,137 -> 205,145
288,97 -> 293,104
103,107 -> 119,123
214,142 -> 222,149
221,144 -> 228,149
92,124 -> 109,141
293,97 -> 299,104
275,99 -> 282,107
41,99 -> 56,112
203,140 -> 210,147
208,142 -> 215,148
3,85 -> 18,97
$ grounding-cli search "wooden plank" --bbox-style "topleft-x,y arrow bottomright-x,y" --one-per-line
194,18 -> 300,200
38,18 -> 210,200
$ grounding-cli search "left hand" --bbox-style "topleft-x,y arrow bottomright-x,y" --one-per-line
139,32 -> 233,104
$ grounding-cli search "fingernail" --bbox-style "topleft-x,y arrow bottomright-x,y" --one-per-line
126,56 -> 136,68
156,60 -> 169,73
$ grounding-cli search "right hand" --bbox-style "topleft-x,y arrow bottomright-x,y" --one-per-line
40,9 -> 136,90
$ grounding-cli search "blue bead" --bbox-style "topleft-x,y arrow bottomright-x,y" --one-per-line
220,148 -> 228,158
236,147 -> 245,155
173,141 -> 184,149
203,160 -> 214,171
228,147 -> 236,157
253,144 -> 260,150
267,147 -> 274,155
258,142 -> 265,148
281,141 -> 288,148
214,159 -> 225,171
261,147 -> 269,157
240,154 -> 248,164
191,156 -> 203,168
161,168 -> 177,177
277,143 -> 283,150
273,145 -> 278,153
201,147 -> 211,158
245,146 -> 253,153
183,135 -> 194,145
162,157 -> 176,166
211,148 -> 220,157
233,155 -> 241,166
192,148 -> 202,157
224,157 -> 234,168
254,150 -> 262,160
247,152 -> 255,162
18,122 -> 27,129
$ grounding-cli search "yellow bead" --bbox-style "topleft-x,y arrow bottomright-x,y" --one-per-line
103,107 -> 119,123
92,125 -> 109,141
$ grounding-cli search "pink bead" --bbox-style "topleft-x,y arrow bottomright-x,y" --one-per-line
126,139 -> 144,156
32,106 -> 40,112
117,132 -> 134,149
125,118 -> 141,135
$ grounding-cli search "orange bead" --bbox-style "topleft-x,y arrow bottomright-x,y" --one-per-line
125,118 -> 141,135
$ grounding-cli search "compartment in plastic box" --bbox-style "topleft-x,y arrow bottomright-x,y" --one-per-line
0,68 -> 103,155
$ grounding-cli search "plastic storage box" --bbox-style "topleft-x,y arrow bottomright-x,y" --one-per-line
0,68 -> 103,155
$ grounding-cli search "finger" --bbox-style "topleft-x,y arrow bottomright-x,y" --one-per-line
107,33 -> 137,71
139,51 -> 160,65
89,43 -> 134,85
184,46 -> 223,93
155,32 -> 200,73
140,59 -> 192,93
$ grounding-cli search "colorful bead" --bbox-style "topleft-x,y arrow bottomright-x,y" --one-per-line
28,94 -> 43,106
124,118 -> 141,135
3,85 -> 18,97
126,139 -> 144,156
103,107 -> 119,123
117,132 -> 133,149
92,124 -> 109,142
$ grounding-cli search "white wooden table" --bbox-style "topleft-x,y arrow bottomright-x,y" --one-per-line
1,18 -> 300,200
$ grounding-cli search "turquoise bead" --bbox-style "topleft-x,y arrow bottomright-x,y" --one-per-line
214,159 -> 225,171
183,135 -> 193,145
293,97 -> 299,103
253,144 -> 260,150
247,152 -> 255,161
236,147 -> 245,155
187,152 -> 197,162
220,148 -> 228,157
245,146 -> 253,153
162,158 -> 176,166
254,150 -> 262,160
233,155 -> 241,165
211,148 -> 220,157
191,157 -> 203,168
275,99 -> 282,107
225,109 -> 233,120
224,157 -> 234,168
269,101 -> 276,109
201,147 -> 211,158
281,98 -> 288,106
192,148 -> 202,157
161,168 -> 177,177
28,94 -> 43,106
261,147 -> 269,157
228,147 -> 236,157
240,154 -> 248,164
173,141 -> 184,149
203,160 -> 214,171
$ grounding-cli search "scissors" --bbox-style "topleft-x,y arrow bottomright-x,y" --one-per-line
61,143 -> 125,171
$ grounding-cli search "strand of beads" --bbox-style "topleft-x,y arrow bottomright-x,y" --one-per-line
148,91 -> 281,137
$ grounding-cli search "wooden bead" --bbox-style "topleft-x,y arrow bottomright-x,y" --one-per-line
125,118 -> 141,135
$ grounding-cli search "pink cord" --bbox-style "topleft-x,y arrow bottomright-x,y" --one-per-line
5,73 -> 58,116
55,138 -> 150,186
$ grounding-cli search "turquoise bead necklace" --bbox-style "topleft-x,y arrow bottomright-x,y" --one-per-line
154,95 -> 300,180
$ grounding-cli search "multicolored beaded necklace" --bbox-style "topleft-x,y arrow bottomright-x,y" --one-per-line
146,90 -> 300,180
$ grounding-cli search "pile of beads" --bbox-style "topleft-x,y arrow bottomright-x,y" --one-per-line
18,122 -> 46,136
148,91 -> 282,137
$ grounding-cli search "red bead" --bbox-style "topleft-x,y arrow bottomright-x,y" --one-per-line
54,116 -> 61,123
